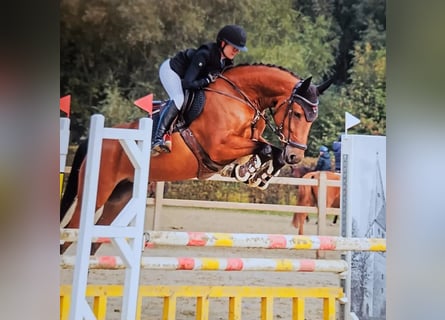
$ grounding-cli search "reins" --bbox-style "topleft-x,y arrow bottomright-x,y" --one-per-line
204,74 -> 266,138
204,74 -> 311,150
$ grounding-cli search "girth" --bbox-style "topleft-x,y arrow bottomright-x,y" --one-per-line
179,128 -> 227,179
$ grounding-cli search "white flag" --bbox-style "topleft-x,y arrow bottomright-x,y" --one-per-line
345,112 -> 360,131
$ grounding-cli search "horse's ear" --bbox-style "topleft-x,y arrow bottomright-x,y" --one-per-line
296,76 -> 312,95
316,78 -> 334,95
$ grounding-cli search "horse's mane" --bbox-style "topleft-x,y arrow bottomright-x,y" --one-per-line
223,62 -> 302,80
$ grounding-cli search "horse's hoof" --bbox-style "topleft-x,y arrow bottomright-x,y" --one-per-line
152,143 -> 171,154
257,180 -> 270,190
158,145 -> 171,153
235,165 -> 251,182
248,176 -> 262,187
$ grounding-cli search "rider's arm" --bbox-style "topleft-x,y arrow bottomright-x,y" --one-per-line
182,49 -> 213,90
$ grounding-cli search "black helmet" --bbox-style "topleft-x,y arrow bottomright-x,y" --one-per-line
217,25 -> 248,52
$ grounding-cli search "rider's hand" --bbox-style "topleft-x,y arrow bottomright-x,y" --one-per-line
206,73 -> 219,83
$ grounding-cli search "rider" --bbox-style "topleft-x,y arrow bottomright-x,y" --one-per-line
151,24 -> 248,156
314,145 -> 332,171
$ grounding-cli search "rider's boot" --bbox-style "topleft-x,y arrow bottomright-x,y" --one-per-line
151,100 -> 179,155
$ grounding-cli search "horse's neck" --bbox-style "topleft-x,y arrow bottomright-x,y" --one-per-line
227,67 -> 297,108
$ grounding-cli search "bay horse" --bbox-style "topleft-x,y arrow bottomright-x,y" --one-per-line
291,171 -> 340,235
61,63 -> 333,254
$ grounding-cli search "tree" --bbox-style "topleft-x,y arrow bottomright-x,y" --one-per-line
61,0 -> 385,147
341,34 -> 386,135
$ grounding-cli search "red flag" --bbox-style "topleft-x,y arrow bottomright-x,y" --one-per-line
134,94 -> 153,114
60,95 -> 71,117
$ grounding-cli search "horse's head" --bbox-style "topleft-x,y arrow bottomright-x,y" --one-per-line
272,76 -> 333,164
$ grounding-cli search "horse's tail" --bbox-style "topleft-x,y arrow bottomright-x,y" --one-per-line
60,139 -> 88,222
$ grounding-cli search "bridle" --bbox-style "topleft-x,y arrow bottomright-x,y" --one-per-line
270,80 -> 319,150
204,75 -> 318,151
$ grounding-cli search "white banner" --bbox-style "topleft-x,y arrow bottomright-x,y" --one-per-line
341,134 -> 386,320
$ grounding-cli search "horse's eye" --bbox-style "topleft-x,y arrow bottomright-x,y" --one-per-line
293,111 -> 302,119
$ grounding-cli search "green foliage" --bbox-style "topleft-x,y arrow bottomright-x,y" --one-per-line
61,0 -> 386,150
306,84 -> 346,156
99,82 -> 146,127
241,1 -> 338,79
165,178 -> 298,206
342,40 -> 386,135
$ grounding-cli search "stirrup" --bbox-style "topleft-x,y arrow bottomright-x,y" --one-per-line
152,142 -> 171,154
151,148 -> 161,157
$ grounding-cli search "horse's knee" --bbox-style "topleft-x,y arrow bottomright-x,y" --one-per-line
258,144 -> 272,158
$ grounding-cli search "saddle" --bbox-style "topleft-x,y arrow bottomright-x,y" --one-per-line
152,90 -> 206,130
153,90 -> 226,178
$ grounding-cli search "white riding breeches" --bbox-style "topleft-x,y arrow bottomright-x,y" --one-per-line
159,59 -> 184,110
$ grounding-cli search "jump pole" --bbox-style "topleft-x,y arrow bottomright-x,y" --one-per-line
61,255 -> 349,273
60,229 -> 386,251
69,114 -> 152,320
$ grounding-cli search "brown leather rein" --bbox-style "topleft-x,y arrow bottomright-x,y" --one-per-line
204,74 -> 312,151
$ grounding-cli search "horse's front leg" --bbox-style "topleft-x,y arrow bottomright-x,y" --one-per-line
220,141 -> 274,182
247,145 -> 286,190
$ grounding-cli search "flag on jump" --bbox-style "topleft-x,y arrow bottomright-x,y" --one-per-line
60,95 -> 71,117
345,112 -> 360,133
134,94 -> 153,114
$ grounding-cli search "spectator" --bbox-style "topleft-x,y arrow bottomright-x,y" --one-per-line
332,135 -> 342,173
314,145 -> 332,171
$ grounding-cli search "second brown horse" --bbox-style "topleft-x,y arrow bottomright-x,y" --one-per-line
292,171 -> 340,235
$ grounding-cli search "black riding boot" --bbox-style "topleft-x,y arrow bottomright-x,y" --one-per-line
151,100 -> 179,155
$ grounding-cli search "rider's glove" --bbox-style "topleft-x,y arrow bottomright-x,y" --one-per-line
206,73 -> 219,83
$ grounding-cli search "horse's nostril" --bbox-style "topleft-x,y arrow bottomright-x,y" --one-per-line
287,154 -> 302,164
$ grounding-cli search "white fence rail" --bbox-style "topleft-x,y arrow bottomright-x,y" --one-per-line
63,168 -> 341,236
148,173 -> 341,235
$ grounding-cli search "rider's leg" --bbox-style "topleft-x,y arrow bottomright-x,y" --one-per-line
152,99 -> 179,154
152,59 -> 184,155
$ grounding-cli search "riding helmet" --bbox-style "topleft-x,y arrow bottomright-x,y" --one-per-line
319,145 -> 328,152
217,25 -> 248,52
